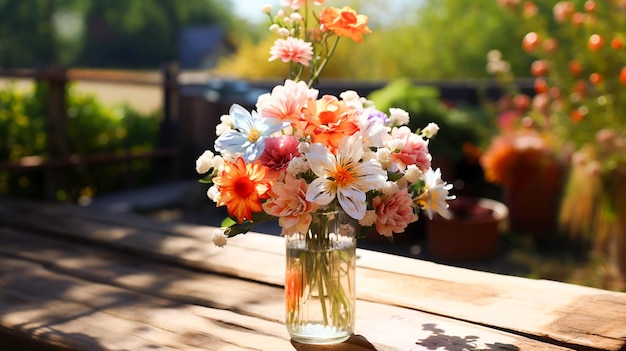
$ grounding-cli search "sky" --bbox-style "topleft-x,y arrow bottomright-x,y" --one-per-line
230,0 -> 422,25
231,0 -> 280,23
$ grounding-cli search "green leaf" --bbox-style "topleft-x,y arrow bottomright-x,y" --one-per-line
221,217 -> 237,228
219,211 -> 278,238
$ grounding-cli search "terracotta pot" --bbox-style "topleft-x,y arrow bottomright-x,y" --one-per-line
503,161 -> 565,236
427,197 -> 508,261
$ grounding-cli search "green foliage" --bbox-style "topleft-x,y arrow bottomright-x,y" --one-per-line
0,83 -> 48,160
65,86 -> 158,153
368,79 -> 484,161
0,0 -> 239,68
0,82 -> 160,201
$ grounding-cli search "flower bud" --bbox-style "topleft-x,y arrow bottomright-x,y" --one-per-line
261,4 -> 272,14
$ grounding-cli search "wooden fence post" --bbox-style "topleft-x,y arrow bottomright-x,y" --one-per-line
158,62 -> 181,179
39,66 -> 69,200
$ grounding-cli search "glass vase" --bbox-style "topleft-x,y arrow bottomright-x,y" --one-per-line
284,209 -> 356,345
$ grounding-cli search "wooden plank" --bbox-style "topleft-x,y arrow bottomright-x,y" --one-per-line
0,257 -> 291,350
1,199 -> 625,349
0,227 -> 574,351
0,149 -> 176,171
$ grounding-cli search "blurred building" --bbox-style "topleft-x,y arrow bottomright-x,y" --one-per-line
178,26 -> 235,69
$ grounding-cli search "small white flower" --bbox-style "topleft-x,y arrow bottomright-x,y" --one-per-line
486,49 -> 502,62
375,147 -> 391,168
420,168 -> 455,220
195,150 -> 215,174
358,210 -> 378,226
339,223 -> 355,237
215,123 -> 231,136
362,149 -> 377,162
286,156 -> 309,175
269,23 -> 280,34
261,4 -> 272,14
221,151 -> 238,163
421,122 -> 440,138
212,228 -> 228,247
389,108 -> 410,126
283,17 -> 292,26
290,12 -> 303,21
207,185 -> 220,202
216,114 -> 233,136
387,138 -> 405,152
298,141 -> 310,153
403,164 -> 422,183
276,9 -> 285,17
340,90 -> 360,102
212,155 -> 224,170
381,181 -> 399,196
278,27 -> 290,37
220,113 -> 233,125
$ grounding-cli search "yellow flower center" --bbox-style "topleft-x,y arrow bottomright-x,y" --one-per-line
333,167 -> 354,187
248,128 -> 262,143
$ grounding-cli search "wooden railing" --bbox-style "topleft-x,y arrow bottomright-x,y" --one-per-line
0,64 -> 181,200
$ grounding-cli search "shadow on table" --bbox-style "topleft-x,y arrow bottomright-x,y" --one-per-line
291,334 -> 377,350
417,323 -> 520,351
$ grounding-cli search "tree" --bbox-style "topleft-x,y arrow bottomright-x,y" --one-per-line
76,0 -> 235,69
0,0 -> 241,69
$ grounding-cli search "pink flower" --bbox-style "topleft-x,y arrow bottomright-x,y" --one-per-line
388,127 -> 431,173
497,110 -> 522,131
262,174 -> 317,236
372,188 -> 415,237
256,79 -> 318,125
269,37 -> 313,67
259,135 -> 301,174
553,1 -> 575,23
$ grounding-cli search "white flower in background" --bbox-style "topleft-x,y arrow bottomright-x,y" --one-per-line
417,168 -> 455,220
286,156 -> 309,175
358,210 -> 378,226
403,164 -> 422,183
207,185 -> 220,202
388,108 -> 410,126
421,122 -> 440,138
381,181 -> 399,196
212,228 -> 228,247
196,150 -> 216,174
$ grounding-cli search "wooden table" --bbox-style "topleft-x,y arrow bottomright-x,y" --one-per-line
0,198 -> 625,351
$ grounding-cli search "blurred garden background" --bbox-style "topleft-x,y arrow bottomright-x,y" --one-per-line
1,0 -> 625,291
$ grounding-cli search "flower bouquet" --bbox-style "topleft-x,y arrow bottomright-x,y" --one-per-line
195,0 -> 454,344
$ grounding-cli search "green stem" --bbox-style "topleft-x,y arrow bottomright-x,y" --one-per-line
309,36 -> 340,88
317,257 -> 329,326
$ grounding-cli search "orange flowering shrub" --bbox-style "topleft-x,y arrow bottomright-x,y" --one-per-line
492,1 -> 626,243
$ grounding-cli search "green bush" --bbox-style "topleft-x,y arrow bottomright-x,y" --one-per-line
0,81 -> 161,201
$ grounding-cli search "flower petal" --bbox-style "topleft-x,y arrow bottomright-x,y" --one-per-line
353,160 -> 387,190
214,130 -> 246,154
305,177 -> 335,205
306,143 -> 336,177
230,104 -> 254,133
337,186 -> 366,219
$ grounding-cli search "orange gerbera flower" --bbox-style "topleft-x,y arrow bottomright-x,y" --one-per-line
212,157 -> 272,223
285,267 -> 304,313
319,6 -> 371,42
303,95 -> 360,153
